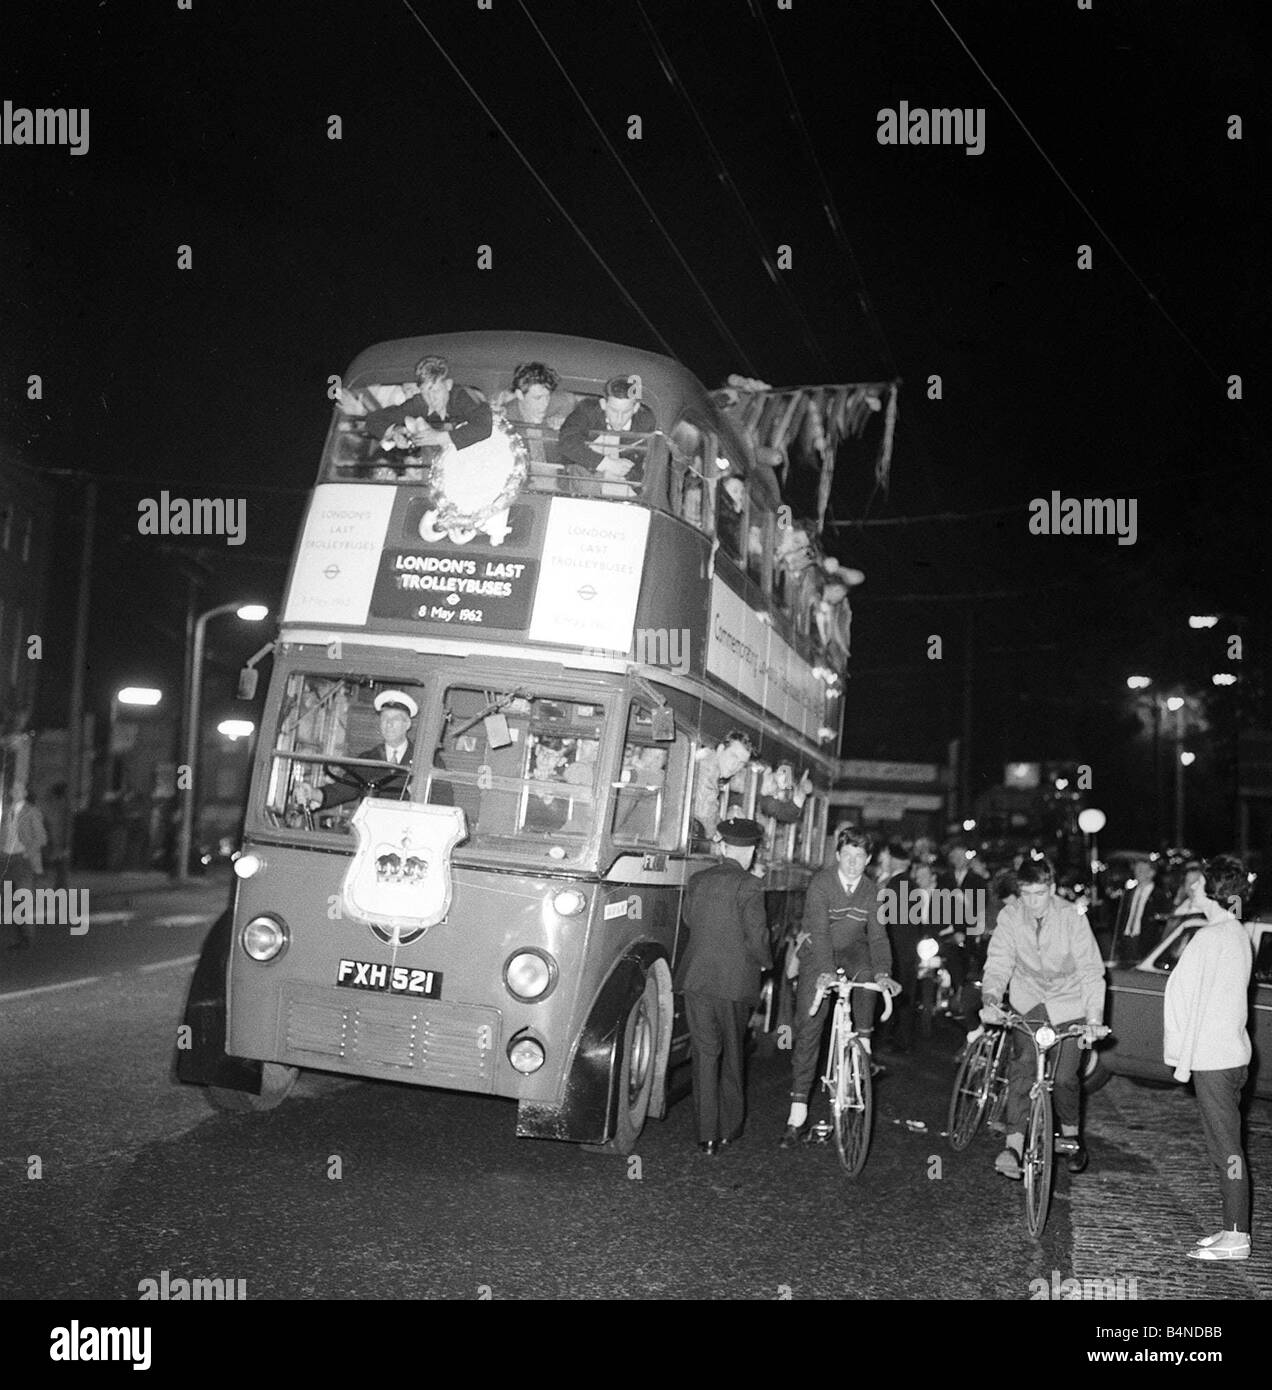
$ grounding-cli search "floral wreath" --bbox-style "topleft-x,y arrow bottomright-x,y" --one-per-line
423,415 -> 529,541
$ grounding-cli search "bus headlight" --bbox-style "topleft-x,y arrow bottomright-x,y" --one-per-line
234,853 -> 264,879
552,888 -> 587,916
505,949 -> 556,1001
1035,1024 -> 1057,1050
508,1034 -> 546,1074
241,914 -> 289,962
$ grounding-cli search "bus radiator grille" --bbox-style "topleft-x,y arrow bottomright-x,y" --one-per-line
279,985 -> 501,1091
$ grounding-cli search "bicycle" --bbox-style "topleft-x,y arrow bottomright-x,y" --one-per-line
946,1022 -> 1010,1152
809,971 -> 895,1175
999,1010 -> 1109,1237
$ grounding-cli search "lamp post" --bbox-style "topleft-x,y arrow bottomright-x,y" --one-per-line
1077,806 -> 1106,909
1165,695 -> 1186,847
175,603 -> 268,883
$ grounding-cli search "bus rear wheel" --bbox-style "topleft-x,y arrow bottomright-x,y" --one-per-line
209,1063 -> 299,1113
587,973 -> 658,1156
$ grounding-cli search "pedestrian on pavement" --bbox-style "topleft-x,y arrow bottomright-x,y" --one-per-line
1163,854 -> 1254,1261
674,818 -> 772,1155
44,782 -> 72,892
780,824 -> 899,1148
979,856 -> 1108,1179
3,783 -> 48,949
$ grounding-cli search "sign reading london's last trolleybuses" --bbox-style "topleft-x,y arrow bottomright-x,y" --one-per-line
284,484 -> 647,655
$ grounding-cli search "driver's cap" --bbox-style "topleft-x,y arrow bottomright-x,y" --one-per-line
374,689 -> 419,719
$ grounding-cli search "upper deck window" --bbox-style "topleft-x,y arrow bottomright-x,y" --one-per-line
322,383 -> 658,504
669,421 -> 714,535
715,467 -> 747,562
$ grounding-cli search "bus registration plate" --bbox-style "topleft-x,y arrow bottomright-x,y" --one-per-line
336,959 -> 443,999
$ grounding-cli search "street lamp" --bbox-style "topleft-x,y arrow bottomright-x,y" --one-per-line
1188,616 -> 1219,629
175,603 -> 269,882
1078,807 -> 1106,908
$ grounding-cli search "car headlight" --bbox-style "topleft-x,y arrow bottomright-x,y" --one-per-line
504,949 -> 557,1001
241,914 -> 288,962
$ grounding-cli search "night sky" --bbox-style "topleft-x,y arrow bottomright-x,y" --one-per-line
4,0 -> 1268,850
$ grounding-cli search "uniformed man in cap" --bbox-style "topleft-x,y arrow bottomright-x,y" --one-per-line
294,689 -> 419,812
674,818 -> 772,1155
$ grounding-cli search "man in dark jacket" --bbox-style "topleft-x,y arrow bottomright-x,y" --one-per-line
781,824 -> 899,1147
558,373 -> 656,497
293,690 -> 418,813
675,818 -> 771,1155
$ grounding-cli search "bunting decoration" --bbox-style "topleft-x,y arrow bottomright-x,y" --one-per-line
712,376 -> 900,535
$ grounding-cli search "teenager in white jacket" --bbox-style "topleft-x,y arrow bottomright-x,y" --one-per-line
1163,855 -> 1253,1261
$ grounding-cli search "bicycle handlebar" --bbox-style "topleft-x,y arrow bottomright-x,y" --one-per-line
995,1011 -> 1109,1047
810,975 -> 894,1022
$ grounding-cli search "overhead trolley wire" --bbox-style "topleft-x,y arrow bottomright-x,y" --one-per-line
397,0 -> 678,359
633,0 -> 834,376
515,1 -> 759,377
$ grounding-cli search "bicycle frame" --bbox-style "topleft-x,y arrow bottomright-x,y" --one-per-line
811,972 -> 893,1175
1003,1013 -> 1089,1236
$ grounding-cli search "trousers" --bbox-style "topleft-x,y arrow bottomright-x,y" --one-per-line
1192,1067 -> 1251,1231
683,993 -> 752,1143
789,960 -> 877,1104
1005,1005 -> 1084,1134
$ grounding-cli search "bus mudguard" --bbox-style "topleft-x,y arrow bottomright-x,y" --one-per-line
173,905 -> 267,1095
516,943 -> 670,1143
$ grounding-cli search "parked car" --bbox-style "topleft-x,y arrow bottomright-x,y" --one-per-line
1087,912 -> 1272,1098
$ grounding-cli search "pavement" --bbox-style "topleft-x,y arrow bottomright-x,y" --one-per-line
1074,1077 -> 1271,1299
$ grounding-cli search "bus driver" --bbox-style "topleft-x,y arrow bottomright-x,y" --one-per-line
293,689 -> 419,813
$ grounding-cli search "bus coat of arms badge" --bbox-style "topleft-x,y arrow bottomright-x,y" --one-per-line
342,799 -> 468,944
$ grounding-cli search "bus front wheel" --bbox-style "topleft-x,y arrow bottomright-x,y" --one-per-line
209,1063 -> 299,1113
587,973 -> 658,1156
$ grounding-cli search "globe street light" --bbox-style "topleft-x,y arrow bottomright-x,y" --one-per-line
175,603 -> 269,883
1077,807 -> 1106,909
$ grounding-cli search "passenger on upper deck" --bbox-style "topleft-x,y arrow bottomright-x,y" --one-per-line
558,373 -> 656,498
497,361 -> 572,430
361,354 -> 493,456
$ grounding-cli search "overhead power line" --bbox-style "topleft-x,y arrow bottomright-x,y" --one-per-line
633,0 -> 832,374
515,1 -> 758,376
397,0 -> 677,359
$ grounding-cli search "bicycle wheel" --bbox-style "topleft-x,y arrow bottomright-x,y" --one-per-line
834,1037 -> 874,1175
1023,1087 -> 1055,1237
947,1033 -> 994,1151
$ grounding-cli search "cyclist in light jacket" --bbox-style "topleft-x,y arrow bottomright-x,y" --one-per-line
979,857 -> 1107,1180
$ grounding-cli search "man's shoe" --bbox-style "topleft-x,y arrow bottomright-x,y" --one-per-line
1187,1235 -> 1250,1261
697,1140 -> 719,1156
1065,1144 -> 1088,1174
718,1129 -> 742,1149
994,1147 -> 1023,1180
778,1121 -> 810,1150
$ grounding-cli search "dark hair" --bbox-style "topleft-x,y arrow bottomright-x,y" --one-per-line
512,361 -> 559,393
993,869 -> 1019,901
886,841 -> 908,860
835,824 -> 873,854
604,373 -> 641,400
1016,857 -> 1055,887
722,729 -> 753,752
1203,854 -> 1246,906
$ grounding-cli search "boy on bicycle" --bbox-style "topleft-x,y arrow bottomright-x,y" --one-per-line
979,857 -> 1107,1178
780,824 -> 899,1147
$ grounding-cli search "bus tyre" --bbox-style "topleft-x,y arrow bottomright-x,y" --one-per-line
1081,1052 -> 1111,1094
587,973 -> 658,1156
209,1063 -> 299,1114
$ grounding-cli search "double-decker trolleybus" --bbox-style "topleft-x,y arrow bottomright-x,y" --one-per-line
180,331 -> 873,1154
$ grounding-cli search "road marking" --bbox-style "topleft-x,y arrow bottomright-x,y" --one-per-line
1,954 -> 201,1001
0,976 -> 104,1002
89,911 -> 135,925
152,914 -> 216,927
138,955 -> 200,973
